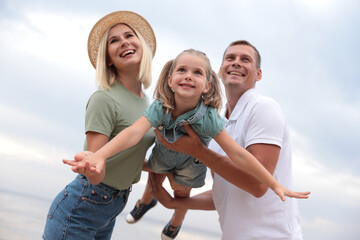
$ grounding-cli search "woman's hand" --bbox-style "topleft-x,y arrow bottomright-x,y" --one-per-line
63,151 -> 106,185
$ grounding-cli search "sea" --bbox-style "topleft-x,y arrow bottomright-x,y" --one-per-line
0,187 -> 221,240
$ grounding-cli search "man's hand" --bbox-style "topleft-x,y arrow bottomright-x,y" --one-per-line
147,172 -> 166,192
148,173 -> 176,209
154,124 -> 204,157
148,172 -> 216,210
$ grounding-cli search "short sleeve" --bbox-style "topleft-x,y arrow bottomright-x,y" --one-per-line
85,91 -> 116,137
245,98 -> 286,148
143,100 -> 164,128
198,107 -> 226,138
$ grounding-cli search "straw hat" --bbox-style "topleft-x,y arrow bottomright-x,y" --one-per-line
87,11 -> 156,68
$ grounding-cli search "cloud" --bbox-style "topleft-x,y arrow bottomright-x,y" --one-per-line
1,9 -> 92,72
301,216 -> 360,240
0,133 -> 73,166
0,102 -> 84,154
1,1 -> 359,239
295,0 -> 360,19
0,136 -> 47,164
293,152 -> 360,207
292,127 -> 360,205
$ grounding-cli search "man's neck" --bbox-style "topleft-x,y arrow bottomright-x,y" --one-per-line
224,87 -> 252,119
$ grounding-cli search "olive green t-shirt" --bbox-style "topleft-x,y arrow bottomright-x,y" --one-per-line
84,82 -> 155,190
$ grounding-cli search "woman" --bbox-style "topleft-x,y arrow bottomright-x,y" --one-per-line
43,11 -> 156,240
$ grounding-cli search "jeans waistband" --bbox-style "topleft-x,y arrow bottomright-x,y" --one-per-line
77,175 -> 131,196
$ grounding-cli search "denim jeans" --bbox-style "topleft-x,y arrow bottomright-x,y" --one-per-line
43,175 -> 130,240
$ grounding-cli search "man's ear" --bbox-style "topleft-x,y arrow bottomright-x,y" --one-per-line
256,68 -> 262,82
218,66 -> 225,82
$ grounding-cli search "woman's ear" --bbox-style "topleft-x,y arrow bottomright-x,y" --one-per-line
167,75 -> 172,88
107,57 -> 113,67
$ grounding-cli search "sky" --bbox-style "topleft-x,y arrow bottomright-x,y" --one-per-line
0,0 -> 359,239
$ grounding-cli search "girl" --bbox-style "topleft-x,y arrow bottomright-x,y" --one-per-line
66,49 -> 310,240
43,11 -> 156,240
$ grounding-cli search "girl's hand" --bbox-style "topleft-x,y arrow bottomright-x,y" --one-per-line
63,151 -> 95,172
273,184 -> 310,201
63,151 -> 106,184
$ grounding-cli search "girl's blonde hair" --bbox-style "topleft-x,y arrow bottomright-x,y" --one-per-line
154,49 -> 222,113
96,23 -> 153,89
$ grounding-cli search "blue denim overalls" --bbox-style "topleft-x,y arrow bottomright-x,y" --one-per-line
147,102 -> 210,188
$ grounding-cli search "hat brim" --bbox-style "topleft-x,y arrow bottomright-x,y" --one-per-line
87,11 -> 156,68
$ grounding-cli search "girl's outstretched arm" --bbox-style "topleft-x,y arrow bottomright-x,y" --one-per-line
65,132 -> 108,184
63,116 -> 151,184
155,124 -> 310,199
213,129 -> 310,201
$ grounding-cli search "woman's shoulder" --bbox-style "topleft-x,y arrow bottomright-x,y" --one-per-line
88,83 -> 130,103
88,89 -> 113,103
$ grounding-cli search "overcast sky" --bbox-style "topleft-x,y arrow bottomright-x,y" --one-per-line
1,0 -> 359,239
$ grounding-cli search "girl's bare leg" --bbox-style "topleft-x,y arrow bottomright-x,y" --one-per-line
140,161 -> 155,204
126,161 -> 158,224
167,174 -> 191,227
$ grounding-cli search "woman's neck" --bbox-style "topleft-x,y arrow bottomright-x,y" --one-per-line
116,69 -> 144,97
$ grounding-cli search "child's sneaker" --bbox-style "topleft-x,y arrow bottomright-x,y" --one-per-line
161,219 -> 182,240
126,198 -> 157,224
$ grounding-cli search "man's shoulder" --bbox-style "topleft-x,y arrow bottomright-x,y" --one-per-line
250,91 -> 277,103
249,92 -> 282,112
244,92 -> 287,128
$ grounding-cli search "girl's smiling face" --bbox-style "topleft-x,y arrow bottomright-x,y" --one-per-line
168,54 -> 210,103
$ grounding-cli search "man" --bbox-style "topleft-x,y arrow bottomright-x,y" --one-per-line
150,40 -> 306,239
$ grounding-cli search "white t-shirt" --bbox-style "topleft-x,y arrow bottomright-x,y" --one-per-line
210,89 -> 303,240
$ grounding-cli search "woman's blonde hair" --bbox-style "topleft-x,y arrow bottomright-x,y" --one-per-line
95,23 -> 153,89
154,49 -> 222,113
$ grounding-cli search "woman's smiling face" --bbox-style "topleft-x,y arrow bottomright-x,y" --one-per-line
106,24 -> 143,69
